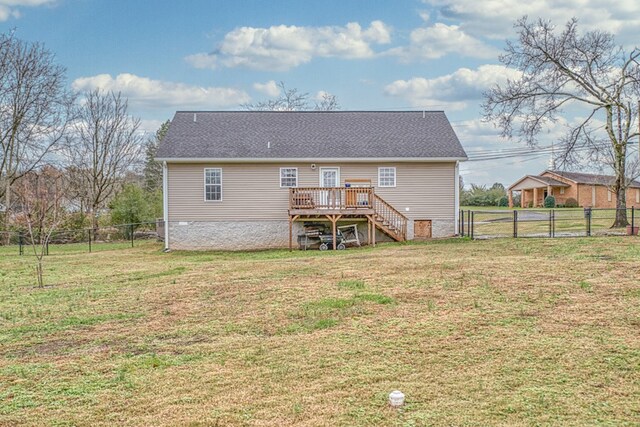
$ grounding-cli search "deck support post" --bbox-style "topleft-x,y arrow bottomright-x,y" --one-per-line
366,214 -> 376,247
325,214 -> 342,250
332,216 -> 336,251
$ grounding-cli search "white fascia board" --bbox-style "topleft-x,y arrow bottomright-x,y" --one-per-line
156,157 -> 468,163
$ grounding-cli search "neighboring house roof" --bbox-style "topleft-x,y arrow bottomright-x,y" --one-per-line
508,175 -> 570,191
156,111 -> 467,161
545,170 -> 640,188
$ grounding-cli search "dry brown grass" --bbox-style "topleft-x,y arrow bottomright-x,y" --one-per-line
0,237 -> 639,426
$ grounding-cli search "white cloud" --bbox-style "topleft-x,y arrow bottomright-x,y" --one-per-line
186,20 -> 392,71
387,22 -> 499,60
72,73 -> 250,109
0,0 -> 54,21
139,119 -> 165,135
253,80 -> 280,97
423,0 -> 640,42
384,64 -> 521,110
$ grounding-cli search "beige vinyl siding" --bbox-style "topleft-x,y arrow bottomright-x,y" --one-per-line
167,162 -> 455,222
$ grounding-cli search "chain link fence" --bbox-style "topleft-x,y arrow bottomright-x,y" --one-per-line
460,207 -> 640,239
0,220 -> 162,256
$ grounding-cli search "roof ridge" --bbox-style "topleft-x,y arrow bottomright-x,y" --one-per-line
174,110 -> 446,113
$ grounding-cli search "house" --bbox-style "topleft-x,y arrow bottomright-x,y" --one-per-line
155,111 -> 467,250
508,170 -> 640,208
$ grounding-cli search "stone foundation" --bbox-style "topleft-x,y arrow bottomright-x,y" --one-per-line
169,221 -> 297,250
168,219 -> 456,250
431,220 -> 455,238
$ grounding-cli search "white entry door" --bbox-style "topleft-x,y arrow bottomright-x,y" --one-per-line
319,167 -> 340,208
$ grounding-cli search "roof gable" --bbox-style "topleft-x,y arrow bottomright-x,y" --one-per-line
508,175 -> 569,190
156,111 -> 467,161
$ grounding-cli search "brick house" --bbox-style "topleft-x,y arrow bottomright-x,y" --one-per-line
508,170 -> 640,208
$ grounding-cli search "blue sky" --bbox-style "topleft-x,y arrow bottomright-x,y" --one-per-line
2,0 -> 639,186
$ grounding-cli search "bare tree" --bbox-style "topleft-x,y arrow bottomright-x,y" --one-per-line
0,32 -> 75,233
67,90 -> 143,231
314,91 -> 340,111
483,17 -> 640,226
242,81 -> 340,111
143,119 -> 170,192
14,166 -> 66,287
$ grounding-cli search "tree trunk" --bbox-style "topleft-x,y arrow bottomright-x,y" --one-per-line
612,142 -> 629,228
91,202 -> 100,234
613,185 -> 628,227
3,183 -> 10,245
36,258 -> 44,288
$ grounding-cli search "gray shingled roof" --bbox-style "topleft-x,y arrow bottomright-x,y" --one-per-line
531,175 -> 570,186
156,111 -> 467,160
547,170 -> 640,188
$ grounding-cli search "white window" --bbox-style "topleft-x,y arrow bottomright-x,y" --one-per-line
636,189 -> 639,203
560,187 -> 565,195
378,167 -> 396,187
204,168 -> 222,201
280,167 -> 298,188
607,189 -> 612,202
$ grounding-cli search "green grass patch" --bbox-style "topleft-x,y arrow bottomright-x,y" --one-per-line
337,279 -> 366,289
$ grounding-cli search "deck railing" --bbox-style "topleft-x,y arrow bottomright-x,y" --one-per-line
372,194 -> 407,238
289,187 -> 374,210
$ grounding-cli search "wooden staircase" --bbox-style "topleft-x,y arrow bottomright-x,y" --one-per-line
372,194 -> 407,241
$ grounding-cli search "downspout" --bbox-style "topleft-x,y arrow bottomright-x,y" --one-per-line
454,161 -> 460,235
162,161 -> 170,251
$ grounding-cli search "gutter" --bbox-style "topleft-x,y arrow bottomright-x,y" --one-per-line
155,157 -> 469,163
162,161 -> 170,251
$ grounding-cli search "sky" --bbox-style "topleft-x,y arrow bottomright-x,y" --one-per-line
1,0 -> 639,187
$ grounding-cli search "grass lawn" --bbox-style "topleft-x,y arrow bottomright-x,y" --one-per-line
1,238 -> 639,426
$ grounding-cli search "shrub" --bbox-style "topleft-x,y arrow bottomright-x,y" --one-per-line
109,184 -> 155,237
544,195 -> 556,208
497,196 -> 509,207
565,197 -> 579,208
527,201 -> 533,208
460,183 -> 508,207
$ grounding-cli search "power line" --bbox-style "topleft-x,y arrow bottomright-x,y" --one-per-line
464,140 -> 639,162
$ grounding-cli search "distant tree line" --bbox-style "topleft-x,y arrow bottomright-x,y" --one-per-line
460,181 -> 512,207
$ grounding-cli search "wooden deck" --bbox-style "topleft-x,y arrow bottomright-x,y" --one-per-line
289,187 -> 375,212
288,187 -> 408,250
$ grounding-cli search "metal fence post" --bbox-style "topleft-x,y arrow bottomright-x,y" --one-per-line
467,210 -> 471,237
549,209 -> 552,238
632,206 -> 635,235
471,211 -> 474,239
19,231 -> 23,255
130,224 -> 134,247
552,209 -> 555,238
459,210 -> 464,236
513,210 -> 518,238
586,208 -> 592,237
88,229 -> 92,253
